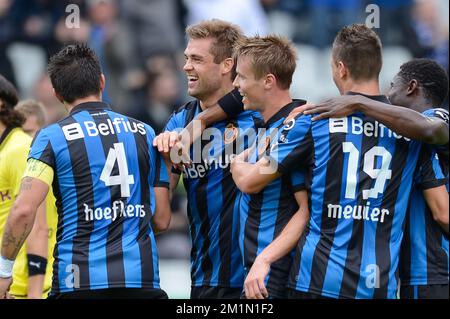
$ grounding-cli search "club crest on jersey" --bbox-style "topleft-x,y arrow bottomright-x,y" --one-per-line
224,123 -> 238,144
283,118 -> 295,131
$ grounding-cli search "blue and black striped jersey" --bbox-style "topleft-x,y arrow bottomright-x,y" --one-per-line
164,100 -> 260,288
240,100 -> 307,298
268,94 -> 435,299
400,108 -> 449,288
28,102 -> 169,294
423,108 -> 449,164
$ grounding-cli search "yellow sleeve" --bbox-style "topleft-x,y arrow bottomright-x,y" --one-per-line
9,147 -> 30,197
23,158 -> 54,187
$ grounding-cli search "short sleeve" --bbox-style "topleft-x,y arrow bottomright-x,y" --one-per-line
423,108 -> 449,163
415,146 -> 447,190
8,145 -> 30,197
28,129 -> 55,169
265,115 -> 313,174
146,125 -> 170,189
154,151 -> 170,188
23,158 -> 54,187
164,110 -> 185,133
291,169 -> 307,192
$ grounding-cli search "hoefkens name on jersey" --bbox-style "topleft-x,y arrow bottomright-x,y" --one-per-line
84,201 -> 146,222
326,116 -> 410,224
60,115 -> 148,223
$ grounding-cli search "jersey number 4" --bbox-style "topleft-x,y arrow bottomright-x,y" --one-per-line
100,143 -> 135,197
343,142 -> 392,200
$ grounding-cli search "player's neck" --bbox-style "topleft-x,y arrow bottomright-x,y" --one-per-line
408,97 -> 434,113
344,80 -> 381,97
0,122 -> 5,137
64,95 -> 103,113
199,83 -> 235,111
261,91 -> 292,123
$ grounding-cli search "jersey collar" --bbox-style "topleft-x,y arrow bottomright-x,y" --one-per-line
346,91 -> 390,104
70,101 -> 112,115
0,126 -> 14,147
264,99 -> 307,128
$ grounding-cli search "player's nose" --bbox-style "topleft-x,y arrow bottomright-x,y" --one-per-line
183,60 -> 193,72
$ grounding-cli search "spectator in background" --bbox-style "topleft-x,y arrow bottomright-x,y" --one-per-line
121,0 -> 185,63
309,0 -> 363,48
8,0 -> 63,58
127,56 -> 182,134
184,0 -> 270,36
263,0 -> 311,43
86,0 -> 142,113
404,0 -> 449,71
0,0 -> 17,87
370,0 -> 413,46
31,74 -> 67,124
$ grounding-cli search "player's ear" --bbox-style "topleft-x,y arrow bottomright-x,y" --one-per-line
264,74 -> 276,89
221,58 -> 234,76
53,89 -> 65,104
338,61 -> 347,79
100,74 -> 106,92
406,79 -> 418,96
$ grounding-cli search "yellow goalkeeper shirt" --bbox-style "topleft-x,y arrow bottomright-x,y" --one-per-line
0,127 -> 56,298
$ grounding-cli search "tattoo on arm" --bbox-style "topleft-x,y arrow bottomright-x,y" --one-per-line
19,177 -> 33,192
2,223 -> 30,258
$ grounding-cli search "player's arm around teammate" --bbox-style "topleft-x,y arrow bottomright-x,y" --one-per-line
285,92 -> 448,146
153,88 -> 244,169
244,190 -> 310,299
230,148 -> 280,194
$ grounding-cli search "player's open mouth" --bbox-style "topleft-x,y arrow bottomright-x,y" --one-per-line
187,75 -> 199,88
187,75 -> 198,83
239,91 -> 248,102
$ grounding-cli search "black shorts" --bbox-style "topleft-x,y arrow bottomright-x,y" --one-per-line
287,288 -> 333,299
400,284 -> 449,299
48,288 -> 168,300
190,286 -> 242,299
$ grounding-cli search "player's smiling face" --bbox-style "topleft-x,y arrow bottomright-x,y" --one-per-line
183,38 -> 223,100
388,75 -> 410,106
233,55 -> 265,111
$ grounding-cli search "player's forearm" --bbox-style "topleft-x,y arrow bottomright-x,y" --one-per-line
27,275 -> 45,299
194,105 -> 228,128
153,187 -> 172,233
357,98 -> 449,145
26,202 -> 48,259
424,186 -> 449,234
181,106 -> 228,147
257,208 -> 309,265
231,162 -> 261,194
169,173 -> 180,202
1,202 -> 36,260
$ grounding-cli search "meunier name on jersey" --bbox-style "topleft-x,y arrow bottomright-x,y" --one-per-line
326,116 -> 409,224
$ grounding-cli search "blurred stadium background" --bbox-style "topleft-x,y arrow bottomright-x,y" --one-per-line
1,0 -> 448,298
